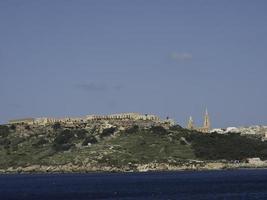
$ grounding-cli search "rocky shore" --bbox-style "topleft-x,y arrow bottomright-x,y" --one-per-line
1,162 -> 267,174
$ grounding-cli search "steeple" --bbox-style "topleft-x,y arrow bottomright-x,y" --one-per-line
203,108 -> 210,130
187,116 -> 194,130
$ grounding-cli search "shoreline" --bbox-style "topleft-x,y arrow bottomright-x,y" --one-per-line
1,162 -> 267,174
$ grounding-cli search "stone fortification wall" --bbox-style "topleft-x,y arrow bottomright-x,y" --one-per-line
86,113 -> 160,121
8,113 -> 163,126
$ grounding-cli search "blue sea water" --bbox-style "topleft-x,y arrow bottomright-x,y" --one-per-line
1,170 -> 267,199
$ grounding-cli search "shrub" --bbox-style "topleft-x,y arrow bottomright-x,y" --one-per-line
90,127 -> 97,134
0,138 -> 11,146
150,126 -> 168,135
52,130 -> 75,151
53,143 -> 73,151
11,137 -> 25,146
180,140 -> 187,145
53,130 -> 73,145
0,125 -> 9,137
101,127 -> 116,138
169,125 -> 183,131
82,136 -> 97,146
3,141 -> 11,150
10,124 -> 16,130
32,138 -> 49,147
11,144 -> 18,151
52,122 -> 61,130
75,129 -> 87,139
125,125 -> 139,134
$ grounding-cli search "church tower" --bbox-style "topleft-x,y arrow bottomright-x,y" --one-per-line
203,108 -> 211,130
187,116 -> 194,130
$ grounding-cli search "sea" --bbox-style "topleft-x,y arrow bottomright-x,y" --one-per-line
1,169 -> 267,200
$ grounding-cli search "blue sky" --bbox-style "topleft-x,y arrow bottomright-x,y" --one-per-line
0,0 -> 267,127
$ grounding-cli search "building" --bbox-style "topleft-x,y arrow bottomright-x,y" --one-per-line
187,109 -> 211,133
246,158 -> 265,165
86,113 -> 160,121
34,117 -> 57,125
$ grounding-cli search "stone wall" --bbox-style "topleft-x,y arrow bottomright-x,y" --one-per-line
8,113 -> 164,126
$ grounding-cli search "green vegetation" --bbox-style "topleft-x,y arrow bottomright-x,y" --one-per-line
125,125 -> 139,134
0,123 -> 267,170
100,129 -> 195,165
0,125 -> 9,137
186,132 -> 267,160
52,130 -> 74,151
100,127 -> 116,138
52,122 -> 61,130
150,126 -> 168,135
82,136 -> 97,146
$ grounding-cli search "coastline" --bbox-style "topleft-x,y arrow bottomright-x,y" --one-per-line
1,162 -> 267,174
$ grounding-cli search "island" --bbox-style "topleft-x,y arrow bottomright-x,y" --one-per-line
1,112 -> 267,173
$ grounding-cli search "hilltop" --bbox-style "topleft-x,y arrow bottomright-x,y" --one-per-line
1,117 -> 267,173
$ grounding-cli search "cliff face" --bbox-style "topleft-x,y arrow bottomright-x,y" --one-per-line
1,123 -> 267,172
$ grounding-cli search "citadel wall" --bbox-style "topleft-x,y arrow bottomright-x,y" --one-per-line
8,113 -> 167,126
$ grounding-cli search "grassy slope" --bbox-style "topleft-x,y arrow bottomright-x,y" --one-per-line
0,126 -> 195,168
41,131 -> 195,167
1,124 -> 267,169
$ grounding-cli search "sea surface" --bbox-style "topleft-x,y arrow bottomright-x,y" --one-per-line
1,170 -> 267,199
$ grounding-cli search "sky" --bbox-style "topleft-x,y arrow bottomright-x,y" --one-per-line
0,0 -> 267,128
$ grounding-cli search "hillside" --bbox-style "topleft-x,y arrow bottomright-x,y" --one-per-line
1,123 -> 267,172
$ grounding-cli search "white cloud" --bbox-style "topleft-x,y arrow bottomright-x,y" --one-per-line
170,53 -> 193,61
75,82 -> 123,92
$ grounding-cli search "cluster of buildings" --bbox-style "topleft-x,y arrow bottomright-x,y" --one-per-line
86,113 -> 160,121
